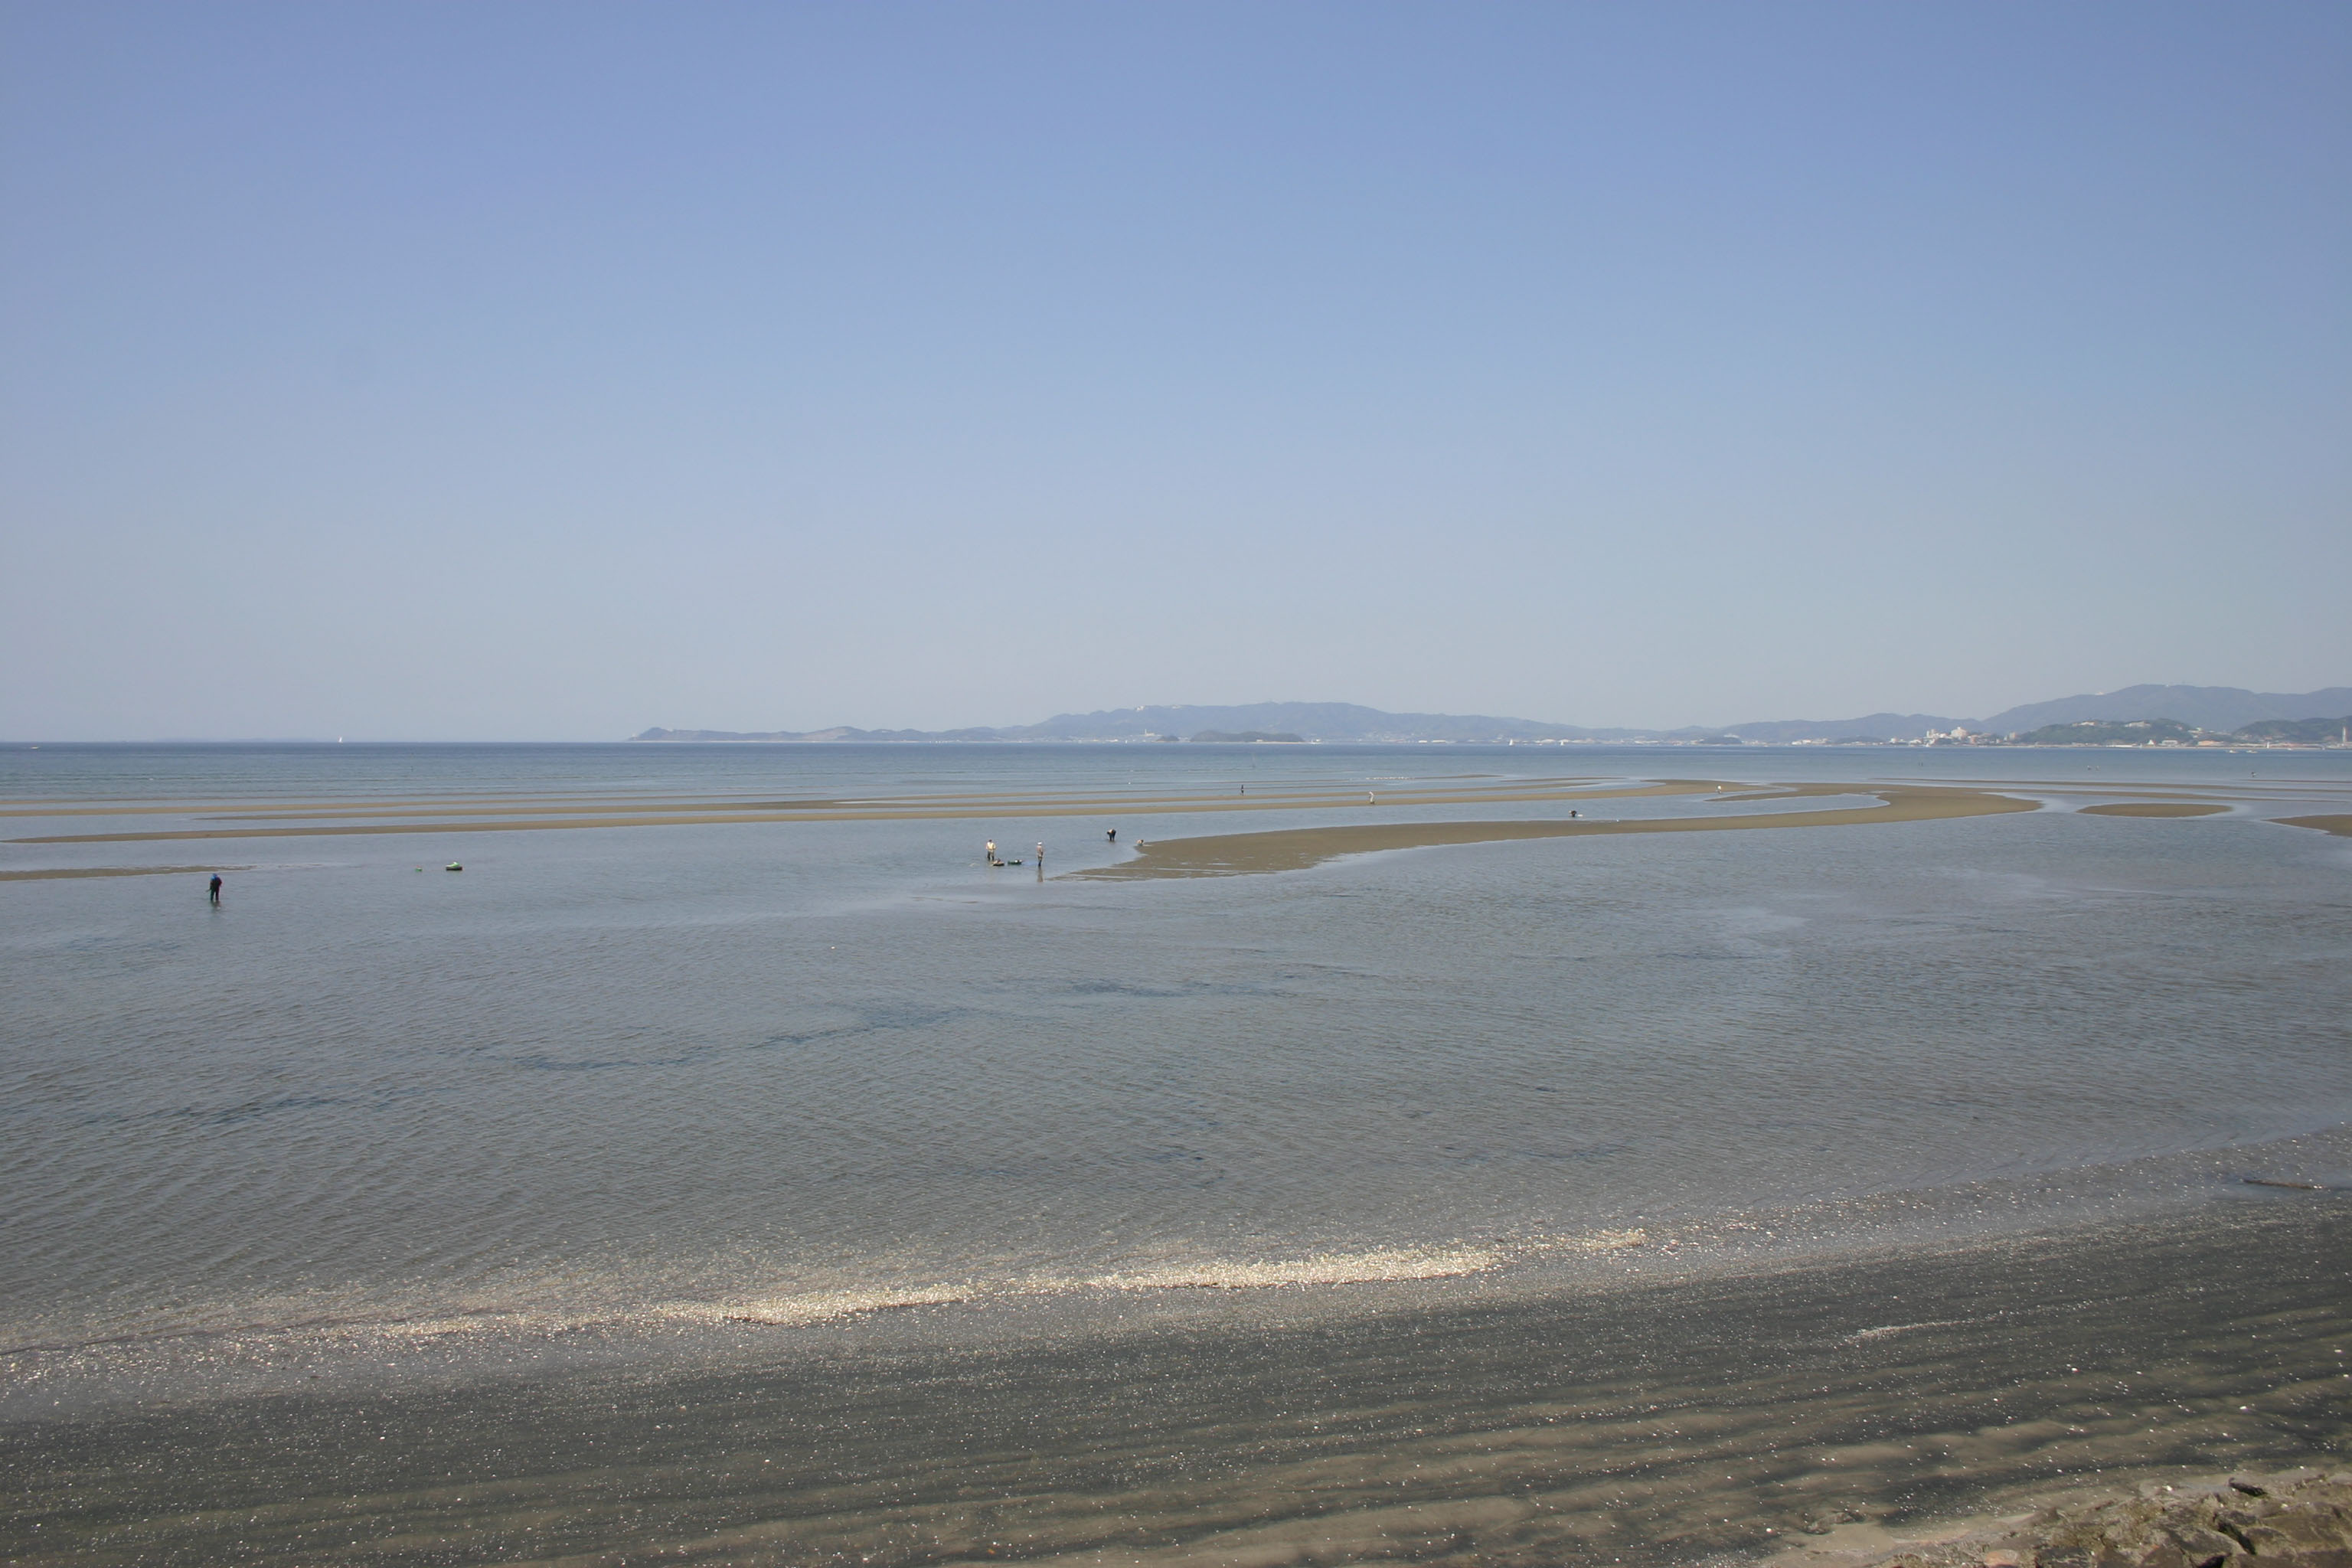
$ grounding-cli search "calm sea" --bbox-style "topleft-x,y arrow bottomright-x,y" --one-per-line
5,742 -> 2350,1413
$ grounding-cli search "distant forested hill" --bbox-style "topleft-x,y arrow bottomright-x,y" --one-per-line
2013,719 -> 2200,746
1985,685 -> 2352,735
635,704 -> 1638,743
1008,703 -> 1608,742
1188,730 -> 1306,743
2235,716 -> 2352,744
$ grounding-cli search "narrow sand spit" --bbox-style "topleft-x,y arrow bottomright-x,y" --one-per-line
1071,782 -> 2040,879
2277,815 -> 2352,838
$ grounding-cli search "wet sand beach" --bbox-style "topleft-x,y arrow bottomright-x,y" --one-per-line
5,1196 -> 2344,1568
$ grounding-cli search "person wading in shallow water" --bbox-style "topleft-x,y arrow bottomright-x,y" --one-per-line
207,874 -> 222,906
1106,828 -> 1116,843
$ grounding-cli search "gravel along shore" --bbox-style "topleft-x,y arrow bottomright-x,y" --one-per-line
1774,1467 -> 2352,1568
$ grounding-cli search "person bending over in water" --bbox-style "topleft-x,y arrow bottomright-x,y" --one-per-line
1106,828 -> 1116,843
207,874 -> 222,906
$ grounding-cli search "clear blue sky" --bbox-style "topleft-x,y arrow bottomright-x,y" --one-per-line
4,2 -> 2346,738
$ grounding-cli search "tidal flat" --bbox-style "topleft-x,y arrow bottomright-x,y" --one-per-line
5,742 -> 2351,1564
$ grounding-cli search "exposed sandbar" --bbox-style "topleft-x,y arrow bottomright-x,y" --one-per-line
1072,783 -> 2038,879
2277,815 -> 2352,838
182,779 -> 1615,824
5,781 -> 1731,847
0,864 -> 248,882
0,792 -> 789,820
0,778 -> 1616,821
2079,802 -> 2230,818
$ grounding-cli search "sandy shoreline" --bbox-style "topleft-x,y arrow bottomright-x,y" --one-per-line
5,1194 -> 2344,1566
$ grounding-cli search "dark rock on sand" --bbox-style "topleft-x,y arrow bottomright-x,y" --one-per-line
1829,1470 -> 2352,1568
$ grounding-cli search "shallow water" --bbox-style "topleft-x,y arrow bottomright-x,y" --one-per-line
4,743 -> 2350,1410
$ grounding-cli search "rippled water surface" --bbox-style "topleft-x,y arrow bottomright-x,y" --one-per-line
5,742 -> 2350,1397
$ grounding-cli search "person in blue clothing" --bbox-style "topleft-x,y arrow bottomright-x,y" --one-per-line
207,874 -> 222,906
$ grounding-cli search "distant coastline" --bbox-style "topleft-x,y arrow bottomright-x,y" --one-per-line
633,684 -> 2352,750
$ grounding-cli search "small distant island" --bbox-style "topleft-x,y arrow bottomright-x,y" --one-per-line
1189,730 -> 1305,744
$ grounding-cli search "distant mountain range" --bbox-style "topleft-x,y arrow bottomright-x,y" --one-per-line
633,684 -> 2352,746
